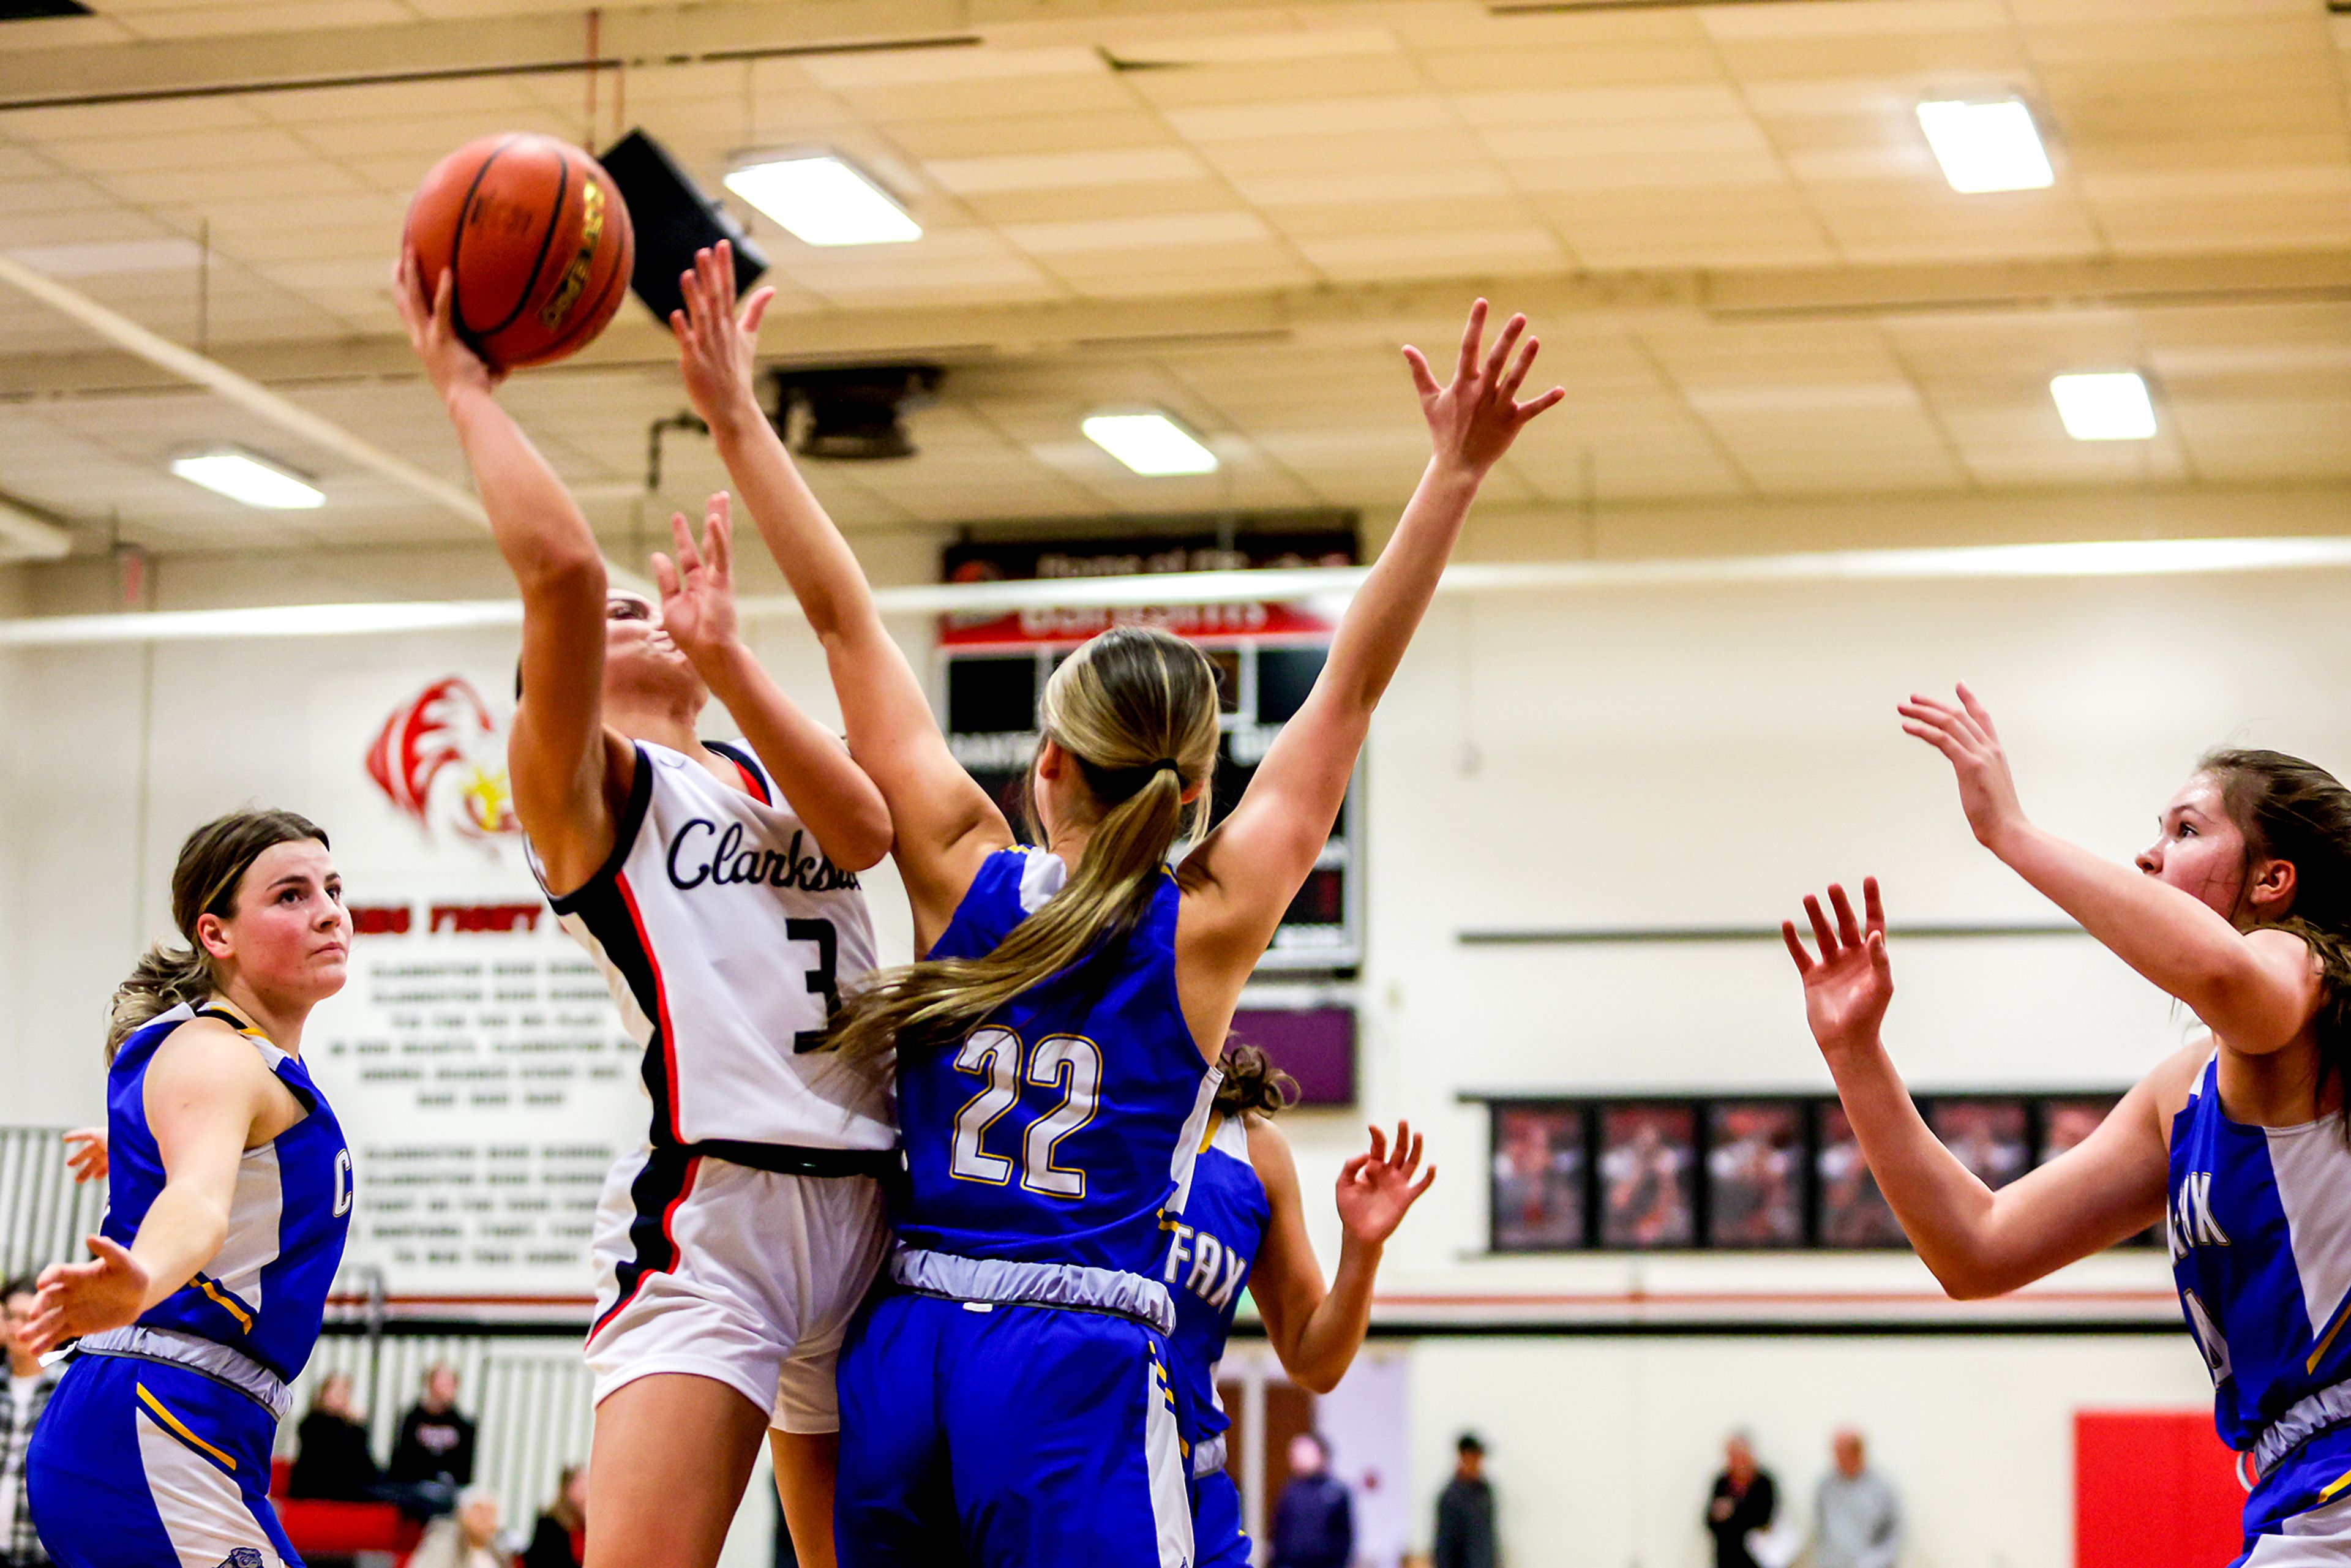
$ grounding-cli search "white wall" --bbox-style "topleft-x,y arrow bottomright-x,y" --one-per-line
1405,1334 -> 2216,1568
16,533 -> 2351,1564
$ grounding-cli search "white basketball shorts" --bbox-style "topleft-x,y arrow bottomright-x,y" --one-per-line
583,1146 -> 889,1433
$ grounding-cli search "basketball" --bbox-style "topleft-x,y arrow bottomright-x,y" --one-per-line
402,133 -> 634,373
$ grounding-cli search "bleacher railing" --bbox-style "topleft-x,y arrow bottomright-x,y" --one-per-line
0,1126 -> 105,1283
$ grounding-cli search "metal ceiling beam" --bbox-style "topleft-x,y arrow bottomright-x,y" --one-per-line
0,248 -> 2341,403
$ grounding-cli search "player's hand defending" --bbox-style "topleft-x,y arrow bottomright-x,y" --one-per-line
1899,683 -> 2029,853
392,249 -> 503,403
62,1127 -> 107,1184
672,240 -> 773,437
651,492 -> 740,668
1336,1120 -> 1436,1249
21,1235 -> 148,1356
1404,300 -> 1565,479
1783,879 -> 1895,1065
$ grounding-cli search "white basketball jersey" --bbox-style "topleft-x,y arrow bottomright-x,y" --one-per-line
531,738 -> 893,1152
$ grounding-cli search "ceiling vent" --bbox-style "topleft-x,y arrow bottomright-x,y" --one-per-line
768,366 -> 943,462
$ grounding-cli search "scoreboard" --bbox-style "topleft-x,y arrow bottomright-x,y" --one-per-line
937,526 -> 1362,974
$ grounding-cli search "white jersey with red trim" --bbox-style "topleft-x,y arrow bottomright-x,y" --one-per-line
530,737 -> 893,1152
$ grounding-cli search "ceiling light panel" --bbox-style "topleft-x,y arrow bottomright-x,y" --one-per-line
2049,373 -> 2157,441
1916,99 -> 2054,193
1082,413 -> 1220,476
724,156 -> 921,247
171,450 -> 325,509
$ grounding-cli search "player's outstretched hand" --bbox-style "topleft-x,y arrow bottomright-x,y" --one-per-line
21,1235 -> 147,1356
1783,879 -> 1895,1063
1898,683 -> 2028,852
61,1127 -> 106,1185
651,492 -> 740,667
671,239 -> 773,433
1336,1120 -> 1436,1248
392,248 -> 503,403
1403,300 -> 1565,478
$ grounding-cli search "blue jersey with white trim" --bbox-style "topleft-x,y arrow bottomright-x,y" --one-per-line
896,847 -> 1220,1275
2169,1052 -> 2351,1450
103,1002 -> 352,1381
1164,1114 -> 1267,1447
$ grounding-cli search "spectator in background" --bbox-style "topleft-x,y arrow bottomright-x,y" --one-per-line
391,1362 -> 477,1504
410,1487 -> 511,1568
290,1371 -> 381,1501
1271,1432 -> 1354,1568
520,1465 -> 587,1568
1812,1430 -> 1900,1568
1,1277 -> 59,1568
1704,1431 -> 1778,1568
1432,1431 -> 1496,1568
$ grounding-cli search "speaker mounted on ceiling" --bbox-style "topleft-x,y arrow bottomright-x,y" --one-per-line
767,366 -> 944,462
598,128 -> 770,329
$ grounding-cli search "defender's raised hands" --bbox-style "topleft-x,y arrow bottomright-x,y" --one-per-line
650,492 -> 740,667
1783,878 -> 1895,1062
1403,299 -> 1565,476
1335,1120 -> 1436,1248
1900,683 -> 2028,852
671,240 -> 773,433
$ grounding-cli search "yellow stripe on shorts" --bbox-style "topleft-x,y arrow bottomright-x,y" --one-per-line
134,1382 -> 237,1472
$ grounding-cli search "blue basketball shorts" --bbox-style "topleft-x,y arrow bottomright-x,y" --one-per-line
1190,1465 -> 1250,1568
834,1290 -> 1194,1568
28,1351 -> 301,1568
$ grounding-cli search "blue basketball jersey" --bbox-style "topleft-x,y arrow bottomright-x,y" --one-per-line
103,1003 -> 353,1381
1164,1113 -> 1268,1452
2169,1052 -> 2351,1452
895,847 -> 1220,1274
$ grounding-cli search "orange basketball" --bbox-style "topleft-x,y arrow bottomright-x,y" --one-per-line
403,133 -> 635,372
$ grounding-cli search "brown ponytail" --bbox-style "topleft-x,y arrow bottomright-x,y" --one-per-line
1214,1040 -> 1295,1117
827,627 -> 1221,1063
108,809 -> 330,1060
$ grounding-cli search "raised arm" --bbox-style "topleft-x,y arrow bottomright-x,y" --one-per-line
394,250 -> 620,896
1180,302 -> 1561,971
1245,1118 -> 1433,1393
672,242 -> 1008,939
22,1025 -> 272,1353
1784,879 -> 2173,1299
650,492 -> 892,871
1902,685 -> 2319,1054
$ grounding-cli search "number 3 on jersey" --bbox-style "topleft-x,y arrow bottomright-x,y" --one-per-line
950,1026 -> 1101,1198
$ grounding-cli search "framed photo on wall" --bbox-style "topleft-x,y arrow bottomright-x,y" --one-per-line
1705,1100 -> 1807,1247
1490,1103 -> 1589,1252
1599,1103 -> 1697,1248
1816,1105 -> 1908,1248
1929,1098 -> 2031,1190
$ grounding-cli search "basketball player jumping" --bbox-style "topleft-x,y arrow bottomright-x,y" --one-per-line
673,239 -> 1559,1566
397,250 -> 897,1568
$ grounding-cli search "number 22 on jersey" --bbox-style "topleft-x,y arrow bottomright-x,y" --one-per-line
950,1026 -> 1101,1198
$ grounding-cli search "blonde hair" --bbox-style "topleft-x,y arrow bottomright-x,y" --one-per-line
828,626 -> 1221,1063
107,809 -> 329,1060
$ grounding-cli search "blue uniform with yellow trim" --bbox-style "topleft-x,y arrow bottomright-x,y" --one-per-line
836,846 -> 1220,1568
1165,1113 -> 1269,1568
2170,1051 -> 2351,1561
29,1002 -> 351,1568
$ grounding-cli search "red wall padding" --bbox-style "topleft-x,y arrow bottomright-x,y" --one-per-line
2075,1410 -> 2244,1568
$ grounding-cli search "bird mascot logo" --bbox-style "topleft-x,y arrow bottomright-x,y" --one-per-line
366,675 -> 520,849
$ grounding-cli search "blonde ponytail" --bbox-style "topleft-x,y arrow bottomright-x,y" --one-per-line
828,627 -> 1220,1063
105,808 -> 331,1060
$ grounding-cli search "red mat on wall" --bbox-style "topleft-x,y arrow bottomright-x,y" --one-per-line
2075,1411 -> 2244,1568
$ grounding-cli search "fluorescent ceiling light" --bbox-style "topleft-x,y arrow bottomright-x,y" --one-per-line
1081,413 -> 1219,476
1916,99 -> 2053,193
724,156 -> 920,246
171,449 -> 324,509
2049,372 -> 2157,441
